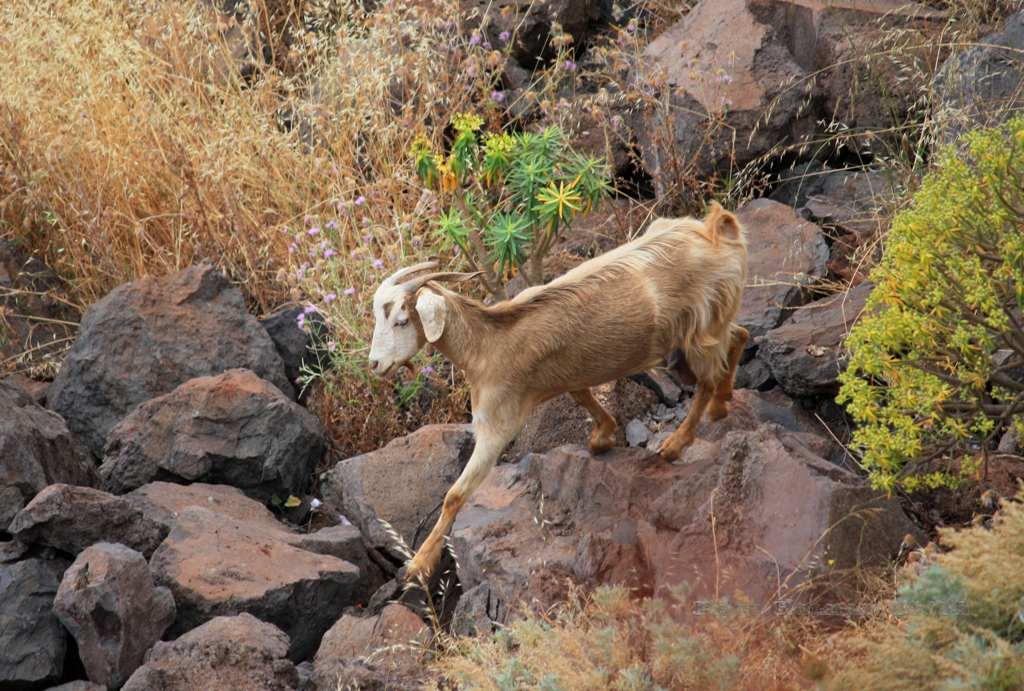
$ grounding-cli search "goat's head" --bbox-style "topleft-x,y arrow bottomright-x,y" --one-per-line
367,261 -> 475,377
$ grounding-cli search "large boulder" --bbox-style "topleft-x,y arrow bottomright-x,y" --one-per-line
127,480 -> 385,602
149,506 -> 362,660
0,557 -> 69,688
636,0 -> 813,192
122,613 -> 297,691
932,11 -> 1024,146
321,424 -> 475,560
9,484 -> 166,558
759,282 -> 872,397
99,368 -> 326,500
451,407 -> 919,619
311,603 -> 428,690
259,305 -> 327,402
53,543 -> 176,689
735,198 -> 829,338
48,264 -> 293,458
0,382 -> 95,532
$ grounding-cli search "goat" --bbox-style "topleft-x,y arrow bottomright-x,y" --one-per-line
367,202 -> 749,581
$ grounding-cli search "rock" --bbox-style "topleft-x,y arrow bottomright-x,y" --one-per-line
53,543 -> 176,688
321,424 -> 475,559
629,366 -> 683,405
759,283 -> 872,397
260,305 -> 327,402
121,613 -> 297,691
0,382 -> 96,532
99,368 -> 325,501
452,415 -> 919,615
0,239 -> 77,376
932,11 -> 1024,146
126,481 -> 384,597
10,484 -> 166,558
149,506 -> 361,660
736,199 -> 829,338
636,0 -> 814,190
507,379 -> 658,460
48,264 -> 293,458
2,373 -> 48,405
469,0 -> 606,68
45,682 -> 107,691
624,419 -> 650,448
312,603 -> 428,690
450,582 -> 507,637
0,557 -> 69,688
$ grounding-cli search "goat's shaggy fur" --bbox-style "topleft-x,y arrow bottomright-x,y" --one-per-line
367,203 -> 749,582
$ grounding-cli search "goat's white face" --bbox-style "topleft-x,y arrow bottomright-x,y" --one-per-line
368,281 -> 422,378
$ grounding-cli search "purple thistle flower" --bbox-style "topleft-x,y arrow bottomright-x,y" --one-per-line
296,313 -> 306,329
323,248 -> 336,259
326,219 -> 339,230
354,195 -> 366,206
491,90 -> 506,103
421,365 -> 435,375
469,33 -> 482,46
287,243 -> 297,254
372,258 -> 385,269
498,30 -> 510,42
563,59 -> 577,72
307,226 -> 320,236
344,286 -> 356,296
362,233 -> 373,244
303,304 -> 317,315
323,292 -> 337,303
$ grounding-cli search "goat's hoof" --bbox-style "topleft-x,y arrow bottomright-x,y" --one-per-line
588,432 -> 616,455
657,434 -> 693,462
402,556 -> 433,586
708,401 -> 729,421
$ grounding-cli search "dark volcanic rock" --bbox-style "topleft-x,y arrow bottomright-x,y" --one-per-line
149,506 -> 361,661
321,424 -> 475,560
0,382 -> 96,532
99,368 -> 325,501
0,557 -> 69,689
736,198 -> 829,338
311,603 -> 428,690
260,305 -> 327,402
122,613 -> 297,691
48,264 -> 292,458
9,484 -> 166,558
53,543 -> 176,688
468,0 -> 606,68
932,11 -> 1024,146
759,283 -> 872,397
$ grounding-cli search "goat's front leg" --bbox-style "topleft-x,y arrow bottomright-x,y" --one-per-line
570,389 -> 617,454
404,424 -> 517,584
657,379 -> 715,462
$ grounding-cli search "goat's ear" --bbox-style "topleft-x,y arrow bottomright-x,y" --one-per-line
703,201 -> 741,245
415,290 -> 447,343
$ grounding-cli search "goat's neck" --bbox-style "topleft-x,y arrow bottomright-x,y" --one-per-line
432,293 -> 495,383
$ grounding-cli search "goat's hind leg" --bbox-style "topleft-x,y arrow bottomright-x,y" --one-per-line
708,324 -> 749,421
571,388 -> 617,454
656,379 -> 714,462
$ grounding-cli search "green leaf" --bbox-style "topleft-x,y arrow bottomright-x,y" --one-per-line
485,212 -> 531,273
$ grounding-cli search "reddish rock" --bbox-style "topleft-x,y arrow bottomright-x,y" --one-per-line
452,416 -> 918,619
48,264 -> 293,458
312,603 -> 428,690
736,199 -> 829,338
0,382 -> 96,532
121,613 -> 297,691
1,373 -> 48,405
321,424 -> 475,560
54,543 -> 176,688
759,282 -> 872,397
99,368 -> 326,501
9,484 -> 166,558
149,506 -> 362,660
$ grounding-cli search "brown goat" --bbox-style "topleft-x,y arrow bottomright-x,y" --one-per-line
367,202 -> 749,581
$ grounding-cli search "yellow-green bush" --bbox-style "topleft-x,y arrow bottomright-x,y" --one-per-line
838,117 -> 1024,492
829,492 -> 1024,690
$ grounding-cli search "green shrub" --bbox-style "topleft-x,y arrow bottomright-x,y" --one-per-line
411,114 -> 612,299
837,117 -> 1024,492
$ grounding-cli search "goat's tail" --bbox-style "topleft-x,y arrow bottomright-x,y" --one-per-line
702,201 -> 742,247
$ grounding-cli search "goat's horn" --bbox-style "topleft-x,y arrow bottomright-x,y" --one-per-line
401,271 -> 482,293
381,260 -> 439,289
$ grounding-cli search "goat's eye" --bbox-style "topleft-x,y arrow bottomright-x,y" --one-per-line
396,316 -> 409,327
